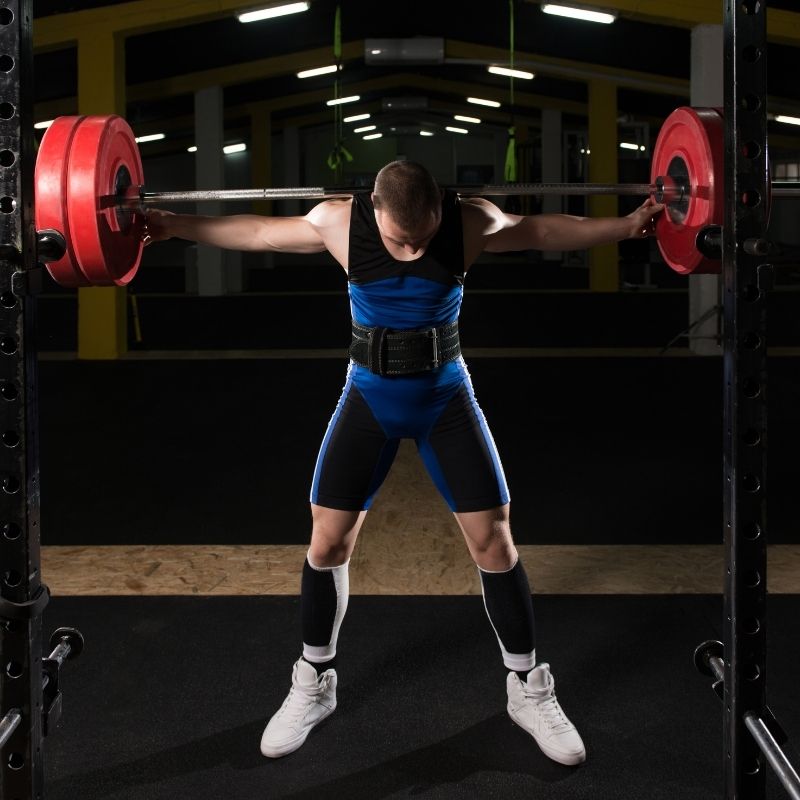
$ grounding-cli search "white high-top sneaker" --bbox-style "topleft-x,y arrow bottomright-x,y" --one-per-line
506,662 -> 586,766
260,658 -> 337,758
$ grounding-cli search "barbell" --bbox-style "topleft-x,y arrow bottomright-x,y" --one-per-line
31,106 -> 794,288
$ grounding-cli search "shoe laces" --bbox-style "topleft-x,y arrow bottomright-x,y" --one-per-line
522,678 -> 572,733
278,674 -> 330,723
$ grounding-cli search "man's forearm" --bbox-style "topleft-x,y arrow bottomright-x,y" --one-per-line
533,214 -> 639,251
158,213 -> 274,251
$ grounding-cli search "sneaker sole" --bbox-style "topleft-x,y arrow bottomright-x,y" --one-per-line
260,704 -> 336,759
507,709 -> 586,766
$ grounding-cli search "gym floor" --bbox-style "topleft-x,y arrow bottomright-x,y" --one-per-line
35,346 -> 800,799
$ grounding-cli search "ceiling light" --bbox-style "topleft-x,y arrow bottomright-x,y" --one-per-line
488,65 -> 535,80
238,2 -> 309,23
327,95 -> 360,106
297,64 -> 338,79
541,4 -> 616,24
135,133 -> 165,143
354,125 -> 376,133
454,115 -> 481,124
446,126 -> 468,134
187,146 -> 198,152
619,142 -> 640,150
467,96 -> 501,108
344,113 -> 370,123
775,115 -> 800,126
420,131 -> 434,137
363,132 -> 383,140
34,119 -> 54,130
223,143 -> 247,154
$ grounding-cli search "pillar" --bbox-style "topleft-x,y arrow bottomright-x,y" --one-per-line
541,109 -> 563,261
588,80 -> 619,292
689,24 -> 723,356
76,29 -> 127,359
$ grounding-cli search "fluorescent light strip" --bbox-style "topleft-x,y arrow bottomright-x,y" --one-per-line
344,113 -> 370,123
34,119 -> 54,130
420,131 -> 434,137
187,144 -> 248,154
446,126 -> 468,134
327,95 -> 360,106
467,96 -> 501,108
238,2 -> 309,23
363,133 -> 383,140
541,4 -> 616,24
454,115 -> 481,124
488,65 -> 534,80
297,64 -> 338,79
619,142 -> 639,150
775,115 -> 800,126
135,133 -> 166,143
353,125 -> 376,133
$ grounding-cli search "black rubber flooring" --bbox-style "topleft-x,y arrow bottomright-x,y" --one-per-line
41,594 -> 800,800
38,355 -> 800,546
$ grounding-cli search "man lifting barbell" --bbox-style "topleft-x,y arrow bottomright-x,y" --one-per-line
143,159 -> 664,766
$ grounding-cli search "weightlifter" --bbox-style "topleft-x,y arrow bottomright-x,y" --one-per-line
145,160 -> 663,766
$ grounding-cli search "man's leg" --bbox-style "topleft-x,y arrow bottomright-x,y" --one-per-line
261,505 -> 366,758
455,505 -> 586,766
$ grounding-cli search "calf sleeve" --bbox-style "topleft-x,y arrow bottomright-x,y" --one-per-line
301,553 -> 349,664
478,558 -> 536,673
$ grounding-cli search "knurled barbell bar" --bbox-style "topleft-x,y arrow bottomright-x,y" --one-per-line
31,105 -> 796,288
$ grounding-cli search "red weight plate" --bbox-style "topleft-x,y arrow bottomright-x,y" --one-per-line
34,116 -> 91,287
66,115 -> 145,286
650,107 -> 724,275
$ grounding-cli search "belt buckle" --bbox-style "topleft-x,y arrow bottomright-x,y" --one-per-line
428,327 -> 439,369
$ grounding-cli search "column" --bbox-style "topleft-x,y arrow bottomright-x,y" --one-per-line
76,29 -> 127,359
541,109 -> 563,261
588,80 -> 618,292
689,24 -> 723,356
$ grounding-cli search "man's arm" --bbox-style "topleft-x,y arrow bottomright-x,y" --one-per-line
144,198 -> 351,260
462,196 -> 664,256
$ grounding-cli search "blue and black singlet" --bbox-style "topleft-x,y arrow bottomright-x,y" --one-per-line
310,190 -> 509,513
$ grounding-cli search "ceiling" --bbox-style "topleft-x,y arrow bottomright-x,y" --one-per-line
30,0 -> 800,157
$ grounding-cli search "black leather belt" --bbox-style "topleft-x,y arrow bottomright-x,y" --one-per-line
349,320 -> 461,376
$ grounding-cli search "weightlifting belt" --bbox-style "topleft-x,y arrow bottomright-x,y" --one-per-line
349,320 -> 461,376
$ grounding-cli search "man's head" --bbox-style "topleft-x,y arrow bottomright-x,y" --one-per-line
372,160 -> 442,255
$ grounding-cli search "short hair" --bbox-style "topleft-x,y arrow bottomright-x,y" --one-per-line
372,161 -> 441,231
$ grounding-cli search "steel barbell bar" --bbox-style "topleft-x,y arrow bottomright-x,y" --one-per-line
134,180 -> 800,206
32,106 -> 793,288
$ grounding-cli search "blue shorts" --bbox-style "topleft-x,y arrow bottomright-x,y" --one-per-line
310,358 -> 510,513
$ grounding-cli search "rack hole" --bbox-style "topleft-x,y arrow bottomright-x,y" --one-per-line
742,616 -> 760,635
742,428 -> 761,446
5,660 -> 21,678
741,94 -> 761,112
0,9 -> 13,25
2,475 -> 20,494
746,662 -> 762,681
742,141 -> 760,159
742,0 -> 761,13
741,331 -> 761,350
742,378 -> 760,398
3,570 -> 20,587
744,570 -> 761,588
742,45 -> 762,63
1,381 -> 17,401
744,522 -> 762,541
742,474 -> 761,493
0,55 -> 13,73
0,149 -> 14,168
7,753 -> 23,770
741,189 -> 761,208
0,102 -> 14,120
742,284 -> 760,302
0,335 -> 17,354
2,522 -> 20,540
2,431 -> 19,448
